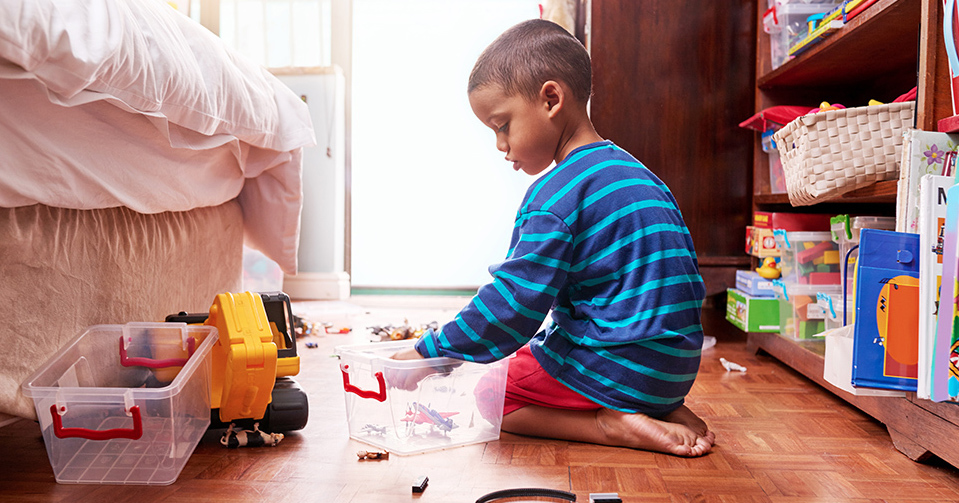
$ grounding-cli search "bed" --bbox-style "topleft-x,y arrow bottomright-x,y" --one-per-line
0,0 -> 314,422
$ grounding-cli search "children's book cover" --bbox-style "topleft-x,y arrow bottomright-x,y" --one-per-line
916,175 -> 955,399
931,184 -> 959,402
851,229 -> 920,391
895,129 -> 959,233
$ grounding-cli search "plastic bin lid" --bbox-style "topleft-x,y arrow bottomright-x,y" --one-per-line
851,216 -> 896,230
774,229 -> 833,248
772,280 -> 842,300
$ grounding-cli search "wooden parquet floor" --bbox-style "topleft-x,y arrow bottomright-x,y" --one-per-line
2,296 -> 959,502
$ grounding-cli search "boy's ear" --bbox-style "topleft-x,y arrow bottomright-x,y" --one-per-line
540,80 -> 564,117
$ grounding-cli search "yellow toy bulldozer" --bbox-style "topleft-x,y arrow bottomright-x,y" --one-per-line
166,291 -> 309,432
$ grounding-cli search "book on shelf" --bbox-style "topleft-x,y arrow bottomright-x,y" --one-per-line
931,184 -> 959,402
916,175 -> 956,399
851,229 -> 920,392
895,129 -> 959,233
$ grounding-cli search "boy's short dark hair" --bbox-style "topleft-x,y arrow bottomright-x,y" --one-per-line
468,19 -> 592,103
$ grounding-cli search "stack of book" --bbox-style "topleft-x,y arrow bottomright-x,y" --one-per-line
839,128 -> 959,398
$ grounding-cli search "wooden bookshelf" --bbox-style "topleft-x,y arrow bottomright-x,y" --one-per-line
744,0 -> 959,468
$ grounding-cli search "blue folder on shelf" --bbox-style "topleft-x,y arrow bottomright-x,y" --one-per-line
851,229 -> 920,392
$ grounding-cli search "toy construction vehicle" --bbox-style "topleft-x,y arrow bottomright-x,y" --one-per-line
166,291 -> 309,433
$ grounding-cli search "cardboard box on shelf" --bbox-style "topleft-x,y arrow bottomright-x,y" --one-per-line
726,288 -> 780,333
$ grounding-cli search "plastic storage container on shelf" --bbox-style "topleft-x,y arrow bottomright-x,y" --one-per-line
334,339 -> 509,456
21,323 -> 217,485
817,290 -> 844,331
773,230 -> 841,285
830,215 -> 897,325
773,281 -> 842,340
762,128 -> 788,194
763,1 -> 843,69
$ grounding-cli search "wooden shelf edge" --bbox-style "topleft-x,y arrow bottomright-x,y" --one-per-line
829,179 -> 899,202
753,180 -> 898,206
746,331 -> 959,469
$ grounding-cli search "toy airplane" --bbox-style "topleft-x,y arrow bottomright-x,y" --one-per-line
402,402 -> 458,432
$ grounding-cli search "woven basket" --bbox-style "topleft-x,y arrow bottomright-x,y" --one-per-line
772,101 -> 915,206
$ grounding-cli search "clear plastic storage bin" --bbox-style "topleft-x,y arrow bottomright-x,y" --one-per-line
335,339 -> 509,456
774,230 -> 841,285
830,215 -> 897,324
765,2 -> 842,69
21,323 -> 217,485
773,281 -> 842,340
817,291 -> 844,331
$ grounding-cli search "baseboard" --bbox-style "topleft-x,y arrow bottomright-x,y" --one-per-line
282,271 -> 351,300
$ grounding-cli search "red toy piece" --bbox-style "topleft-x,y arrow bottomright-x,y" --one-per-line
796,241 -> 833,264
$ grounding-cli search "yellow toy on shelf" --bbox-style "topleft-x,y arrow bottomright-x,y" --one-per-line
756,257 -> 782,280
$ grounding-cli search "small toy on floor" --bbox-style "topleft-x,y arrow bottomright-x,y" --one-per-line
590,493 -> 622,503
220,423 -> 284,448
720,357 -> 747,373
293,314 -> 319,338
323,322 -> 352,334
357,450 -> 390,460
368,320 -> 438,341
412,475 -> 429,493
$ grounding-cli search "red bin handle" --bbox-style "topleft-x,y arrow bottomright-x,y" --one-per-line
118,336 -> 196,369
340,364 -> 386,402
50,404 -> 143,441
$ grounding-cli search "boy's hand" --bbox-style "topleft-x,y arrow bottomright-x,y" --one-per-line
389,346 -> 432,390
391,347 -> 426,361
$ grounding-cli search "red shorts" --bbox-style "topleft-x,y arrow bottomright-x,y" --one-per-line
501,344 -> 601,415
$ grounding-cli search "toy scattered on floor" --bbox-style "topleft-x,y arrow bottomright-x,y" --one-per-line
412,475 -> 429,493
293,313 -> 319,338
323,322 -> 352,334
720,358 -> 747,373
220,423 -> 284,448
357,450 -> 390,460
755,257 -> 781,279
304,341 -> 318,349
590,493 -> 623,503
403,402 -> 458,433
368,320 -> 439,341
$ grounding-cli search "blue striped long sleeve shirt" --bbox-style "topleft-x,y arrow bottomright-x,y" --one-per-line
414,141 -> 706,416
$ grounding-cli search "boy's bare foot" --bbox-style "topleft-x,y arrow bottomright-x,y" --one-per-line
595,405 -> 715,457
502,404 -> 715,457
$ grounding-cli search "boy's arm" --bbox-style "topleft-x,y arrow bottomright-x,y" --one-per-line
414,211 -> 573,362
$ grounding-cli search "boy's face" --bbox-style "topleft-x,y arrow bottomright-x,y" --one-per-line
469,84 -> 559,176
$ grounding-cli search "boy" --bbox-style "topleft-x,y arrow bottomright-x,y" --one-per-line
393,18 -> 714,457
